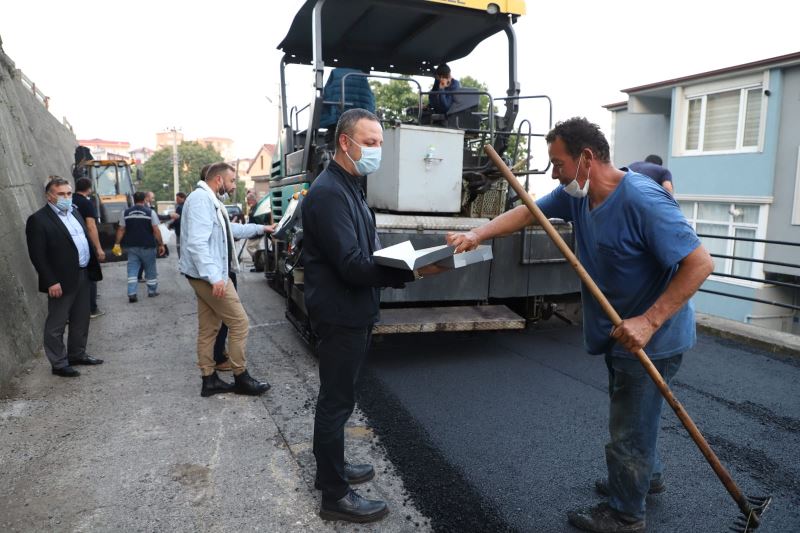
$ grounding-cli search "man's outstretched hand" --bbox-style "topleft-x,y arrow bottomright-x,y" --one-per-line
446,230 -> 481,254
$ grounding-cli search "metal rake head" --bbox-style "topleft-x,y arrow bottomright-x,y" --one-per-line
730,495 -> 772,532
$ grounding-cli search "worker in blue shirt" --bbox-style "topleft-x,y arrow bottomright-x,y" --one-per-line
447,118 -> 713,533
629,155 -> 674,195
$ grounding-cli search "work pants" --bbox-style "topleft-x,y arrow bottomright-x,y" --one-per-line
213,271 -> 238,364
43,269 -> 91,369
604,353 -> 683,519
127,246 -> 158,296
312,321 -> 373,500
188,277 -> 248,377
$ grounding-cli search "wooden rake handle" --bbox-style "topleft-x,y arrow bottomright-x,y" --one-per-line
482,144 -> 755,519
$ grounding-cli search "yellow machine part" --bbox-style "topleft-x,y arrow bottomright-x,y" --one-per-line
424,0 -> 526,15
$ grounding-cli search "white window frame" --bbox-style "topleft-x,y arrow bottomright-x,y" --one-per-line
674,71 -> 769,157
677,197 -> 769,287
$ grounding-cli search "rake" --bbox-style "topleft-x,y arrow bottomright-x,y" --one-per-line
483,145 -> 772,532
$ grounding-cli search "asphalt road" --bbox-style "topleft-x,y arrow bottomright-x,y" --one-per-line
355,323 -> 800,532
238,278 -> 800,532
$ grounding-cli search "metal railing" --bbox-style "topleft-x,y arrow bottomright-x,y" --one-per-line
696,232 -> 800,311
19,71 -> 49,109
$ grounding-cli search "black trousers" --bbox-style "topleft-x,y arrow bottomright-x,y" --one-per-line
43,269 -> 91,369
312,321 -> 373,499
213,271 -> 238,364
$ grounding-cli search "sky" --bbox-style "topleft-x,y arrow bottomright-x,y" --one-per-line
2,0 -> 797,190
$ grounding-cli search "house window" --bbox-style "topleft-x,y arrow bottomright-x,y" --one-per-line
679,200 -> 764,279
683,86 -> 763,154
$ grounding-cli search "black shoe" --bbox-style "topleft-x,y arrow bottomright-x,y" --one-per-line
568,502 -> 644,533
233,369 -> 271,395
201,372 -> 235,397
90,309 -> 105,318
249,267 -> 263,273
319,489 -> 389,523
595,478 -> 665,497
68,355 -> 104,365
315,463 -> 375,490
148,291 -> 159,298
52,366 -> 80,377
129,295 -> 138,303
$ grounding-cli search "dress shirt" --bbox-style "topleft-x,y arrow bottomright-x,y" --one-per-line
49,203 -> 90,267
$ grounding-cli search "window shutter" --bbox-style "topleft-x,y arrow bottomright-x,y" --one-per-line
685,98 -> 701,150
742,89 -> 762,147
703,90 -> 739,151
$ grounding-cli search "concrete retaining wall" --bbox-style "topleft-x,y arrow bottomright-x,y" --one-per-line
0,39 -> 77,392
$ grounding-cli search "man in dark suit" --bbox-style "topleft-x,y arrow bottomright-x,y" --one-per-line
302,108 -> 441,523
26,176 -> 104,377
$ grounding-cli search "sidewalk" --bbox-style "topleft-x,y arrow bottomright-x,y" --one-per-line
696,312 -> 800,356
0,254 -> 429,532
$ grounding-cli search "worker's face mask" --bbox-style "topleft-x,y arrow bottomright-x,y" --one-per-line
55,197 -> 73,213
345,135 -> 381,176
563,153 -> 590,198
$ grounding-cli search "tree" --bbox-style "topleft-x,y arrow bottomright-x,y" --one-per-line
141,141 -> 222,201
369,79 -> 418,122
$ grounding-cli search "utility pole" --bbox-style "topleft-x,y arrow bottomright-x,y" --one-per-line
170,127 -> 180,198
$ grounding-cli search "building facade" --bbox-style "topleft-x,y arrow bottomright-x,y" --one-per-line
247,144 -> 276,197
606,52 -> 800,333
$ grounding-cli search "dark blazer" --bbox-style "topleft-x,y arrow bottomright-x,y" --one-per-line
26,204 -> 102,294
302,160 -> 413,328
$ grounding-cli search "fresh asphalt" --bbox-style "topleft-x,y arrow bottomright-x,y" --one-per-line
348,321 -> 800,532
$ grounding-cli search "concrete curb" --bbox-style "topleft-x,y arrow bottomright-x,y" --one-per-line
696,312 -> 800,357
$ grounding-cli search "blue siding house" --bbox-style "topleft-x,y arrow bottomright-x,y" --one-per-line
606,52 -> 800,334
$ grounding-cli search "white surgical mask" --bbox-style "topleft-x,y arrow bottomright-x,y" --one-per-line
563,154 -> 590,198
345,135 -> 382,176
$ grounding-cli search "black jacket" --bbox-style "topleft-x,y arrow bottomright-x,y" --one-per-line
26,205 -> 102,294
302,160 -> 413,327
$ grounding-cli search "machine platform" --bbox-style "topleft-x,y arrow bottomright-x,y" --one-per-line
373,305 -> 525,334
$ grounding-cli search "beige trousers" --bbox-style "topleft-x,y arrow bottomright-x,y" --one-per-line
188,278 -> 248,376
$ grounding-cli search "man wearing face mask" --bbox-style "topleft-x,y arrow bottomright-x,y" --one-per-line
26,176 -> 104,377
302,108 -> 441,523
179,162 -> 274,397
447,118 -> 713,533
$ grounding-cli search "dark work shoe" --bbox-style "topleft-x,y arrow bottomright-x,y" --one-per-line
233,369 -> 271,395
128,295 -> 138,303
568,502 -> 644,533
595,477 -> 666,497
52,366 -> 80,377
320,489 -> 389,523
315,463 -> 375,490
148,291 -> 159,298
68,355 -> 104,366
201,372 -> 234,397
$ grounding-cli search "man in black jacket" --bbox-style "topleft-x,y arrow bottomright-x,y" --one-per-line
302,108 -> 440,523
26,177 -> 104,377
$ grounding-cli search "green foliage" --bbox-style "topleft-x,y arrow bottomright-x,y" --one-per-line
141,141 -> 222,201
459,75 -> 491,114
369,79 -> 419,122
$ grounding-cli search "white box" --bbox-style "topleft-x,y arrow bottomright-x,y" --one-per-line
367,124 -> 464,213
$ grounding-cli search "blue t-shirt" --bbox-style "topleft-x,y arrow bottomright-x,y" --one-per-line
628,161 -> 672,186
536,172 -> 700,359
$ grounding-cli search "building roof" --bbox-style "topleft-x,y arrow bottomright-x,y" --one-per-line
606,50 -> 800,108
247,144 -> 276,174
77,138 -> 130,148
